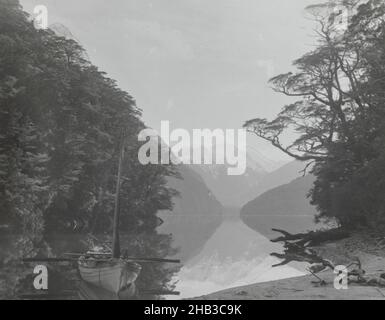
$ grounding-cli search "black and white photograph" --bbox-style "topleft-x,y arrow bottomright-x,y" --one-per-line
1,0 -> 385,306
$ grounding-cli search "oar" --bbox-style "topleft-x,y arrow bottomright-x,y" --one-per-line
22,257 -> 78,263
64,253 -> 180,263
23,256 -> 181,264
125,257 -> 181,264
22,257 -> 114,263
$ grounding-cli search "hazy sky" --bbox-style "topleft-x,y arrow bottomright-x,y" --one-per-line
20,0 -> 320,161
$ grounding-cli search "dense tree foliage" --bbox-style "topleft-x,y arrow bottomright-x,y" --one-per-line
0,0 -> 180,295
245,0 -> 385,228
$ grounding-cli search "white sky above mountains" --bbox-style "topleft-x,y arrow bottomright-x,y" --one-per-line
21,0 -> 320,162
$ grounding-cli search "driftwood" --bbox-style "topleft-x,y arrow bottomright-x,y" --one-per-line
270,252 -> 334,269
270,239 -> 335,271
269,228 -> 354,277
270,228 -> 345,284
270,228 -> 385,289
271,228 -> 350,247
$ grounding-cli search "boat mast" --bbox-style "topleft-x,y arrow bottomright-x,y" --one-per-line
112,129 -> 125,259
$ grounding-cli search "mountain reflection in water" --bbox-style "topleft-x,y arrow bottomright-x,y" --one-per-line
171,209 -> 306,299
1,210 -> 311,300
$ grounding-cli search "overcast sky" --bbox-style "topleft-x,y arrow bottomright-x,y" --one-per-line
20,0 -> 320,161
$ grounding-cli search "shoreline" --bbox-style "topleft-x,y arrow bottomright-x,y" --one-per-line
192,230 -> 385,300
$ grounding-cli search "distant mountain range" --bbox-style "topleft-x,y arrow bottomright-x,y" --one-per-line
190,163 -> 266,208
251,160 -> 311,198
187,147 -> 292,208
245,144 -> 289,173
189,158 -> 309,208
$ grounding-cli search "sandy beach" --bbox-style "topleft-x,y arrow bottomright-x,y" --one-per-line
193,231 -> 385,300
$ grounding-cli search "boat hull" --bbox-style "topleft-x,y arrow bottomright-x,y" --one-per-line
78,259 -> 141,294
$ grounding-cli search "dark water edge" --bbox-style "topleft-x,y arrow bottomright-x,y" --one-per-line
0,231 -> 181,300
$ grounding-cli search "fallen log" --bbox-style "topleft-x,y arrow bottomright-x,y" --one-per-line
270,230 -> 337,271
271,228 -> 349,246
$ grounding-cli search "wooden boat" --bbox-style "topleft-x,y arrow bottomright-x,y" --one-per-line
78,129 -> 142,295
78,258 -> 141,294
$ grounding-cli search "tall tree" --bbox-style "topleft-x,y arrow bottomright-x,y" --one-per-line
245,0 -> 385,227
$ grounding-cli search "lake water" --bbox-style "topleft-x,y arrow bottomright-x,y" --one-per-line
170,211 -> 307,299
0,209 -> 313,299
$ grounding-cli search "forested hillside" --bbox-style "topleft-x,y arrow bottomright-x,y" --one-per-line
0,1 -> 181,296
